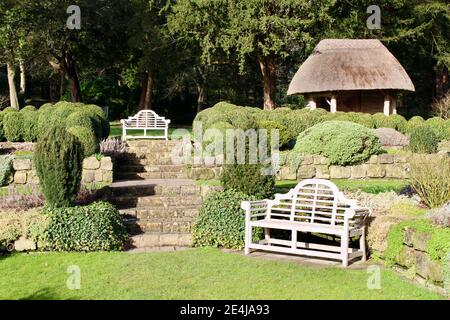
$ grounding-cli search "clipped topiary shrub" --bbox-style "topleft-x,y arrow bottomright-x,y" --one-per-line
80,104 -> 110,139
66,111 -> 96,132
409,125 -> 438,154
37,105 -> 58,138
22,110 -> 39,142
258,120 -> 293,148
0,155 -> 12,186
425,117 -> 449,141
192,190 -> 260,249
294,121 -> 383,165
406,116 -> 425,133
67,126 -> 99,157
34,125 -> 83,208
20,105 -> 37,113
44,201 -> 128,251
371,113 -> 395,129
221,164 -> 275,199
389,114 -> 408,133
3,110 -> 23,142
354,113 -> 375,128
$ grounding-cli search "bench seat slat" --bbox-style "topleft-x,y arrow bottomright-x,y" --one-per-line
249,219 -> 350,235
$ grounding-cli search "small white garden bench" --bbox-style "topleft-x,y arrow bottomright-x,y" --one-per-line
241,179 -> 371,266
121,110 -> 171,141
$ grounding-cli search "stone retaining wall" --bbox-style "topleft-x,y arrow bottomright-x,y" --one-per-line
185,153 -> 439,181
11,156 -> 114,185
392,227 -> 448,295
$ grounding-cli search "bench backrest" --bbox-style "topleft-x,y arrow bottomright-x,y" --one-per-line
269,179 -> 357,226
124,110 -> 168,128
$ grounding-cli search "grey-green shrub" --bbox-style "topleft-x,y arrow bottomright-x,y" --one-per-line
294,121 -> 383,165
67,126 -> 99,157
371,113 -> 396,129
35,125 -> 83,208
3,110 -> 23,142
0,155 -> 12,186
192,190 -> 260,249
389,114 -> 408,133
44,201 -> 128,251
406,116 -> 425,133
425,117 -> 449,141
409,125 -> 438,154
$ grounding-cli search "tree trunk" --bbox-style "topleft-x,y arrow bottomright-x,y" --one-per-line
139,69 -> 155,110
258,55 -> 277,110
435,66 -> 449,100
7,62 -> 19,110
197,83 -> 207,113
19,61 -> 26,96
60,69 -> 67,99
61,50 -> 82,102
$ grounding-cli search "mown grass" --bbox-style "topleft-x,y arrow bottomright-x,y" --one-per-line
0,248 -> 441,300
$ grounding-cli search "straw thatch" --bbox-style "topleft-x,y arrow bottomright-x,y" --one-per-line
288,39 -> 415,95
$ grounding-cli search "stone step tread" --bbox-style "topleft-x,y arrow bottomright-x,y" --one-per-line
129,232 -> 193,248
117,164 -> 186,173
115,172 -> 189,180
119,206 -> 200,217
113,195 -> 203,204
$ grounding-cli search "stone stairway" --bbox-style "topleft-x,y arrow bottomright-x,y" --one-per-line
110,140 -> 217,250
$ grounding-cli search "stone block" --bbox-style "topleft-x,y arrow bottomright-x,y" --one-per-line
102,170 -> 113,183
297,165 -> 316,179
386,164 -> 407,179
14,237 -> 36,251
278,166 -> 297,180
414,250 -> 444,283
14,171 -> 27,184
94,170 -> 103,182
13,158 -> 32,170
329,166 -> 351,179
395,246 -> 415,269
313,156 -> 329,165
178,233 -> 193,246
404,228 -> 431,252
315,165 -> 330,179
368,155 -> 378,164
204,156 -> 216,167
100,157 -> 113,171
141,234 -> 160,247
367,165 -> 386,178
301,155 -> 314,165
394,155 -> 408,163
160,233 -> 179,246
350,165 -> 367,179
83,157 -> 100,170
378,154 -> 394,164
82,170 -> 95,183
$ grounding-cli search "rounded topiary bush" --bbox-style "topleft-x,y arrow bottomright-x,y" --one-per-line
66,111 -> 96,132
371,113 -> 395,129
389,114 -> 408,133
20,105 -> 37,113
192,190 -> 260,249
35,125 -> 83,208
0,112 -> 5,141
425,117 -> 449,141
67,126 -> 99,157
3,110 -> 23,142
354,113 -> 375,128
294,121 -> 383,165
37,105 -> 58,138
44,201 -> 128,251
221,164 -> 275,199
22,110 -> 39,142
258,120 -> 293,148
80,104 -> 110,139
409,125 -> 438,154
406,116 -> 425,133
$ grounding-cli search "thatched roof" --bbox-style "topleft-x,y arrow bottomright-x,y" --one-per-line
288,39 -> 415,95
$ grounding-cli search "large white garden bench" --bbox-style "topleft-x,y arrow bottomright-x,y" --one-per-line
241,179 -> 371,266
121,110 -> 171,141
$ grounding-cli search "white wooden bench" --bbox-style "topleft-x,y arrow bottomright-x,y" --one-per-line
241,179 -> 371,266
121,110 -> 171,141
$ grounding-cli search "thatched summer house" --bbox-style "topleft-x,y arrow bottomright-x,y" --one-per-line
288,39 -> 415,115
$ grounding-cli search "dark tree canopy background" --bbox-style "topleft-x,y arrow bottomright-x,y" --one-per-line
0,0 -> 449,121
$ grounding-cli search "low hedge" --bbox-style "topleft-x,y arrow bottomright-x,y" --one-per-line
22,109 -> 39,142
192,190 -> 261,249
44,201 -> 128,252
294,121 -> 383,165
3,110 -> 23,142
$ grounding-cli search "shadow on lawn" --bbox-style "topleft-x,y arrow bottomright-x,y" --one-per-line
18,288 -> 70,300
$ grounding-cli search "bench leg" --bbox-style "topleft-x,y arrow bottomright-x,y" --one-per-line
341,233 -> 349,267
264,228 -> 271,245
291,230 -> 297,249
360,226 -> 367,262
165,127 -> 169,141
122,127 -> 127,141
244,225 -> 252,255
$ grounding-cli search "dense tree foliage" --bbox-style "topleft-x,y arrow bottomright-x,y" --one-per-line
0,0 -> 448,119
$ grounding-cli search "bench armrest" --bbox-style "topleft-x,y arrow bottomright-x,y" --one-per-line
344,207 -> 371,224
241,200 -> 269,221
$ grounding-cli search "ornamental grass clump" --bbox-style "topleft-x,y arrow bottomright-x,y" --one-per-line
34,125 -> 83,208
409,156 -> 450,208
294,121 -> 383,165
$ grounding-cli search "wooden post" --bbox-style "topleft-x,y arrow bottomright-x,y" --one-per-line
392,96 -> 397,115
307,96 -> 317,110
383,94 -> 391,116
330,95 -> 337,113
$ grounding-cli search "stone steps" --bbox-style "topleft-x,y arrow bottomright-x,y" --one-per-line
118,164 -> 186,173
115,171 -> 189,180
113,195 -> 203,209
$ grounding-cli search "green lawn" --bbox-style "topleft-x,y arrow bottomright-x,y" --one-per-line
0,248 -> 441,300
109,123 -> 192,139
